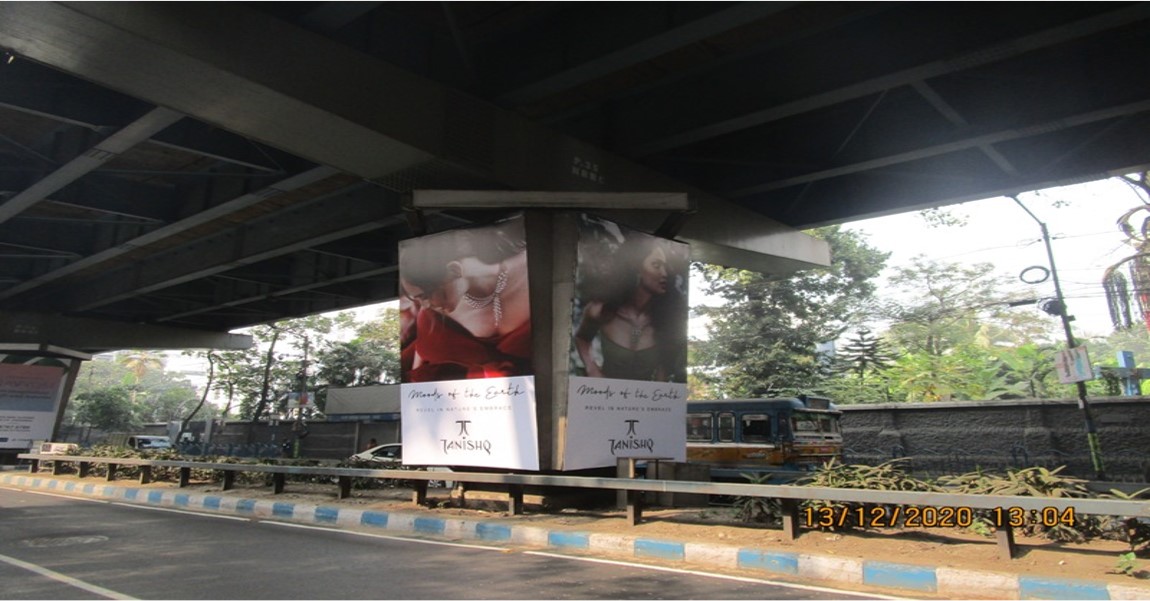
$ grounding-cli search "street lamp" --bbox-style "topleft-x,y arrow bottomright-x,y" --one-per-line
1012,196 -> 1106,480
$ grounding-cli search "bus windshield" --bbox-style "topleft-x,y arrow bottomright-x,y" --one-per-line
792,411 -> 839,435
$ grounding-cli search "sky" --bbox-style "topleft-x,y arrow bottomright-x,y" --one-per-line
840,175 -> 1145,338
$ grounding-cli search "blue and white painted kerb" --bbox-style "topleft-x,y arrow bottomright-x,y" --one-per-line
3,473 -> 1147,601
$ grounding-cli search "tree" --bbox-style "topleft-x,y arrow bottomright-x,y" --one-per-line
835,327 -> 895,380
881,258 -> 1009,356
989,342 -> 1060,399
66,359 -> 134,425
209,348 -> 265,419
823,327 -> 896,404
314,308 -> 402,392
73,388 -> 137,431
117,350 -> 165,404
180,351 -> 217,436
194,314 -> 346,433
693,226 -> 888,397
68,356 -> 197,426
874,257 -> 1071,401
133,370 -> 199,423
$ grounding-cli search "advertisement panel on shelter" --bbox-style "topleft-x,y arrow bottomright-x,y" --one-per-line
0,363 -> 68,450
398,215 -> 539,470
564,214 -> 689,470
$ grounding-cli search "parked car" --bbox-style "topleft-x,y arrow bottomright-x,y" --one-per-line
126,435 -> 172,451
351,443 -> 403,464
349,443 -> 453,488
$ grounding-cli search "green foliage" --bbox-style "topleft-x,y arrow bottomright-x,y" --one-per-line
919,207 -> 969,228
692,230 -> 1080,403
134,372 -> 199,423
738,460 -> 1150,551
788,462 -> 1149,545
117,350 -> 164,386
733,472 -> 782,524
820,256 -> 1070,402
73,388 -> 138,431
989,343 -> 1060,399
938,466 -> 1101,542
694,226 -> 889,397
936,465 -> 1090,497
205,309 -> 403,422
883,350 -> 974,402
205,348 -> 266,419
834,327 -> 894,379
314,308 -> 402,390
789,459 -> 936,530
1100,487 -> 1150,554
880,258 -> 1037,357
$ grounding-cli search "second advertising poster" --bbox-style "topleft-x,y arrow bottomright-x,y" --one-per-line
565,215 -> 689,471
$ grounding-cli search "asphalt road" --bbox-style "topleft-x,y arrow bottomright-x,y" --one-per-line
0,486 -> 888,600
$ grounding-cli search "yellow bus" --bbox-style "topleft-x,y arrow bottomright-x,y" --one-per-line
686,396 -> 842,480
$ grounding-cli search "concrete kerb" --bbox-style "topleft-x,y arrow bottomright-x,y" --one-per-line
4,473 -> 1149,600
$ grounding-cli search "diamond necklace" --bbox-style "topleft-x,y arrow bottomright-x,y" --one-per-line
616,308 -> 649,348
462,269 -> 508,327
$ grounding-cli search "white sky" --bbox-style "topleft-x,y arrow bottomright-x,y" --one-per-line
685,175 -> 1146,340
842,176 -> 1145,338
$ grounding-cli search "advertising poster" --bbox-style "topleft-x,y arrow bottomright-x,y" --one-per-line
565,215 -> 689,470
398,215 -> 538,469
401,376 -> 539,470
0,363 -> 67,450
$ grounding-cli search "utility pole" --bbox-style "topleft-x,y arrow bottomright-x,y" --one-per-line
1013,196 -> 1106,480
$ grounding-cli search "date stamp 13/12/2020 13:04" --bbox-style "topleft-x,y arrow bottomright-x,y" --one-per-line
802,505 -> 1078,529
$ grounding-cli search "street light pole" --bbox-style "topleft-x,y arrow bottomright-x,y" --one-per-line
1012,196 -> 1106,480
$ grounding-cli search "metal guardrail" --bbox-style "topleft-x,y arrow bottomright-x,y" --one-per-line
17,453 -> 1150,560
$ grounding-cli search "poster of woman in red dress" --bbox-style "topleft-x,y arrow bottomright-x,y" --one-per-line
398,215 -> 532,383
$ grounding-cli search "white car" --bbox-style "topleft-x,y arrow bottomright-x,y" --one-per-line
126,435 -> 172,451
349,444 -> 453,488
351,443 -> 404,464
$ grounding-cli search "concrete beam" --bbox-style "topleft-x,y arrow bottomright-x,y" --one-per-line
0,2 -> 829,275
55,184 -> 404,312
0,106 -> 184,225
0,311 -> 252,352
413,190 -> 689,211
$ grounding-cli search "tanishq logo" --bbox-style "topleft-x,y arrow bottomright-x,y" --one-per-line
608,419 -> 654,455
441,420 -> 492,455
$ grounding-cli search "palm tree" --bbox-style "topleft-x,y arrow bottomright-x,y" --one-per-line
118,350 -> 164,403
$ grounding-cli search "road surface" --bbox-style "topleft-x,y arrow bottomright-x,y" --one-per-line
0,486 -> 889,600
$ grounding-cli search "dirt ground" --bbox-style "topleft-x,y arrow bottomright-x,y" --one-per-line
131,477 -> 1150,589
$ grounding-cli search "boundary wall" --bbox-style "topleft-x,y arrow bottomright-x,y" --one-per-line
841,397 -> 1150,479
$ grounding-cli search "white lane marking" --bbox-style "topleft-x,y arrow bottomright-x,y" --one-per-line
525,551 -> 909,600
116,504 -> 250,521
0,552 -> 139,600
9,487 -> 250,522
262,521 -> 508,551
10,488 -> 112,504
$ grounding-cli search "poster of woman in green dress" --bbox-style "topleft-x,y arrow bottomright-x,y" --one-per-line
570,215 -> 688,383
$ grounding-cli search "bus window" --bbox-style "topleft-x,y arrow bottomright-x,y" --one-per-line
718,413 -> 735,442
741,414 -> 771,443
687,414 -> 712,441
818,415 -> 840,434
792,412 -> 820,433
